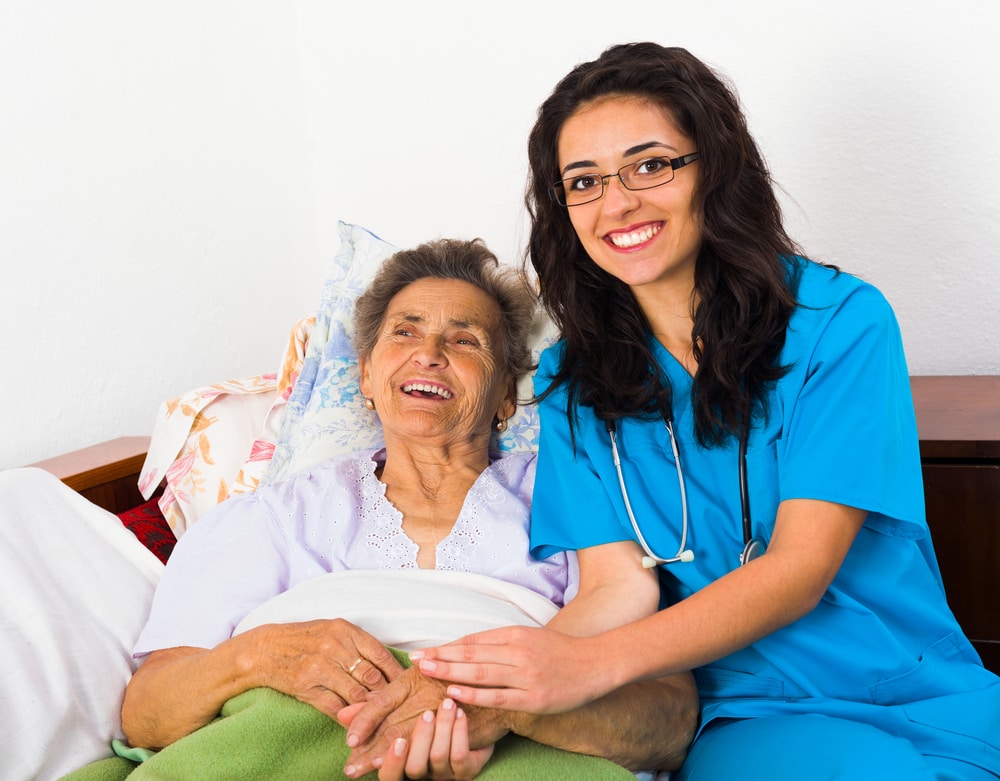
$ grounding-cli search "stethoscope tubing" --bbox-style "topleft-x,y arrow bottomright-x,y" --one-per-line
608,417 -> 691,566
609,413 -> 762,568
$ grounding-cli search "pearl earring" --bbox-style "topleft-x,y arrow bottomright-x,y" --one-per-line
364,397 -> 375,411
495,418 -> 508,433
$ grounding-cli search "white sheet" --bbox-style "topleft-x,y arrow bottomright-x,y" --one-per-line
0,468 -> 163,781
234,568 -> 560,650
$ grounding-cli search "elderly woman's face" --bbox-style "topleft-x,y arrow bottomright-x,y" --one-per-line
359,277 -> 516,448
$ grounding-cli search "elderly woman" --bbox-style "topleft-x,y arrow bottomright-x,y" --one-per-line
109,238 -> 696,780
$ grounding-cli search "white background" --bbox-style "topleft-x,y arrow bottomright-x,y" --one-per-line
3,0 -> 999,469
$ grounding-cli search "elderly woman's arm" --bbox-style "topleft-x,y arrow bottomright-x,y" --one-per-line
122,618 -> 403,749
507,673 -> 698,770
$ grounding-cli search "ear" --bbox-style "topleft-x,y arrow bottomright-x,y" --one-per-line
497,378 -> 517,423
358,355 -> 372,399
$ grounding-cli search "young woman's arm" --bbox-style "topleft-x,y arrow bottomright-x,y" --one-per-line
413,498 -> 866,714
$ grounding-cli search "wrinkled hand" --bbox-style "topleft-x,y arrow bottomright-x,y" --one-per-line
338,666 -> 509,778
347,698 -> 495,780
411,625 -> 607,714
337,666 -> 449,777
250,618 -> 404,719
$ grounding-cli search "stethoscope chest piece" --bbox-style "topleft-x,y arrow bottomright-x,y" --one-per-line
739,536 -> 767,566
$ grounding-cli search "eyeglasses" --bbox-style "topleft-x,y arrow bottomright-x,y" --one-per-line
549,152 -> 700,207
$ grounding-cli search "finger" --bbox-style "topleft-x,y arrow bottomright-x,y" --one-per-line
355,640 -> 406,682
450,709 -> 495,779
411,627 -> 526,662
307,689 -> 350,720
449,707 -> 471,769
376,737 -> 408,781
403,710 -> 436,779
427,699 -> 458,776
336,701 -> 365,728
440,682 -> 529,711
415,654 -> 521,691
345,682 -> 410,747
349,657 -> 391,691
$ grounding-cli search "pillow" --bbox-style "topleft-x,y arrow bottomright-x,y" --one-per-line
264,221 -> 558,485
138,315 -> 312,536
0,468 -> 163,781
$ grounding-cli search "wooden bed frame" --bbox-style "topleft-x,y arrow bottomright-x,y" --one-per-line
29,436 -> 151,515
25,376 -> 1000,673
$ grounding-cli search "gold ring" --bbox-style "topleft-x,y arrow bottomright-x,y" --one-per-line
348,657 -> 363,675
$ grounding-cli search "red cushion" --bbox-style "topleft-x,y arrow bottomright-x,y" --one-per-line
118,498 -> 176,564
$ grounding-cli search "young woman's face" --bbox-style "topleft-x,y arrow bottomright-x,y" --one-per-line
359,277 -> 515,448
557,95 -> 702,296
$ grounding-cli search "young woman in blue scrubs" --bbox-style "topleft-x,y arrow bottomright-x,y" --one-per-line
411,43 -> 1000,779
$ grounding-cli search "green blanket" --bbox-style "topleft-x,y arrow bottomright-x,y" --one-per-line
61,654 -> 634,780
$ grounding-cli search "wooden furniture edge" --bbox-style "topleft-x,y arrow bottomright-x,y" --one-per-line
29,436 -> 152,513
909,375 -> 1000,460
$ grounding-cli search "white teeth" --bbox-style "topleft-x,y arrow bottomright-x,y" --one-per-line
609,225 -> 659,248
402,382 -> 453,399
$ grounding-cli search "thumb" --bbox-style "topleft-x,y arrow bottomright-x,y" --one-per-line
335,701 -> 365,728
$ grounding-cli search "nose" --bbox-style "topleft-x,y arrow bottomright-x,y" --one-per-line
412,335 -> 447,367
600,173 -> 641,218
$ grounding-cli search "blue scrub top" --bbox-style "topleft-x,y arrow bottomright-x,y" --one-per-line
530,259 -> 1000,767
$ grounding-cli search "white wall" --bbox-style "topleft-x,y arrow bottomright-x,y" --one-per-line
4,0 -> 998,470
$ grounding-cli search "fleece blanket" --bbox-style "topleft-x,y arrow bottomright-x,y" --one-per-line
61,570 -> 635,780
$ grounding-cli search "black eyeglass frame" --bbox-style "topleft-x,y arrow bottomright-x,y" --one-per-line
549,152 -> 701,207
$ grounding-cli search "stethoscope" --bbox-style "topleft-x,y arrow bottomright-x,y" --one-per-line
606,408 -> 767,569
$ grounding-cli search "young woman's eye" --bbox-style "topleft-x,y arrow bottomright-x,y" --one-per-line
634,157 -> 669,176
568,174 -> 601,192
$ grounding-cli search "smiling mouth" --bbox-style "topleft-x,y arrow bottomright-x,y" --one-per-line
607,223 -> 661,248
402,382 -> 453,399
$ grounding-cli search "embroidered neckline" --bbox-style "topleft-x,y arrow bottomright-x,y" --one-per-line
351,451 -> 508,570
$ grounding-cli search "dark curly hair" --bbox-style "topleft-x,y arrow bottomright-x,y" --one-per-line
525,42 -> 804,446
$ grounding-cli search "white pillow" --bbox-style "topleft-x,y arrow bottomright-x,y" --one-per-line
0,468 -> 163,781
264,222 -> 557,484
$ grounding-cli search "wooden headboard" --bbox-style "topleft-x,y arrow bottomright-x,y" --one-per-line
29,436 -> 152,515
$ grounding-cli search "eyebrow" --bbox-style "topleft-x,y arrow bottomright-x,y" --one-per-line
561,141 -> 677,176
392,312 -> 491,334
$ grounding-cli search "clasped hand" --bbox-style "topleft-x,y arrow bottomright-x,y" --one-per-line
254,618 -> 404,718
339,665 -> 509,779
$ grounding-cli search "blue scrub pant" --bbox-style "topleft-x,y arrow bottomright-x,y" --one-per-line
674,714 -> 999,781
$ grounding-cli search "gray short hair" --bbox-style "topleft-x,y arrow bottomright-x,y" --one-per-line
352,238 -> 538,383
